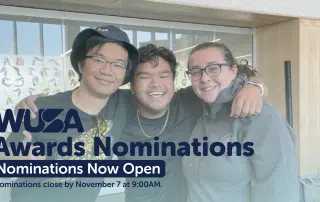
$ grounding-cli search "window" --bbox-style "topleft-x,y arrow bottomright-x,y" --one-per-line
196,31 -> 214,44
124,30 -> 133,43
0,20 -> 14,54
137,31 -> 151,48
155,32 -> 169,48
80,26 -> 89,31
16,21 -> 40,55
43,24 -> 63,56
215,32 -> 253,65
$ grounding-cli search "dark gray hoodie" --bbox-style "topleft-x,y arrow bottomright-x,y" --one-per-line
182,74 -> 300,202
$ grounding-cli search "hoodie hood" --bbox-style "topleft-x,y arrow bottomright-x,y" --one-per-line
203,73 -> 248,119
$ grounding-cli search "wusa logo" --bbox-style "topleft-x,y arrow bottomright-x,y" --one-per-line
0,109 -> 84,133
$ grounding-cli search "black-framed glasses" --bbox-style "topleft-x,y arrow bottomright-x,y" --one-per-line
185,63 -> 230,81
85,55 -> 127,70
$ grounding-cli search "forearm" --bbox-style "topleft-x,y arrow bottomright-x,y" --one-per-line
237,63 -> 266,95
246,75 -> 266,96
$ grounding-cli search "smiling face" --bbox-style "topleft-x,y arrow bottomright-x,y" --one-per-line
132,56 -> 175,116
79,42 -> 128,98
188,47 -> 237,104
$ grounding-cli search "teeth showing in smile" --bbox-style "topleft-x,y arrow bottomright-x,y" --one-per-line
203,87 -> 214,91
148,92 -> 164,97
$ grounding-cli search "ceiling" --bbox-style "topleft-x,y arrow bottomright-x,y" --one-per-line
0,0 -> 295,28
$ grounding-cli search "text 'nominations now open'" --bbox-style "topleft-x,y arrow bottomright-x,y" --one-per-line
0,160 -> 165,178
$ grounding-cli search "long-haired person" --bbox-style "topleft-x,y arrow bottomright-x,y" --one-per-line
182,42 -> 299,202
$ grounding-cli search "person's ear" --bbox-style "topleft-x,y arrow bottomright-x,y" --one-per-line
78,62 -> 83,74
130,83 -> 135,95
231,64 -> 238,77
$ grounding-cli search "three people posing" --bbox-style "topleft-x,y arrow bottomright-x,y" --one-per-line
4,25 -> 299,202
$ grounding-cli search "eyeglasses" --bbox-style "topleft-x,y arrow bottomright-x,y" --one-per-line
85,55 -> 127,70
185,63 -> 230,81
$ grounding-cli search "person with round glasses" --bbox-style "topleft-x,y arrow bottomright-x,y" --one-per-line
183,42 -> 299,202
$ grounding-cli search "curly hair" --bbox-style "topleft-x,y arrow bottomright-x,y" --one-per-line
137,44 -> 177,79
237,60 -> 259,77
188,42 -> 259,77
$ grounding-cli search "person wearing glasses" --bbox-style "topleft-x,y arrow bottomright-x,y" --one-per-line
12,43 -> 264,202
182,42 -> 300,202
115,44 -> 266,202
3,25 -> 139,202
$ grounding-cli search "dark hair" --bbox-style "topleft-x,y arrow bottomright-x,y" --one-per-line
188,42 -> 258,77
136,44 -> 177,80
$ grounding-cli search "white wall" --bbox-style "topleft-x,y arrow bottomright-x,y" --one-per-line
148,0 -> 320,19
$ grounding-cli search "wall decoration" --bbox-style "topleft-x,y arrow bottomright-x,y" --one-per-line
174,61 -> 191,90
0,55 -> 66,134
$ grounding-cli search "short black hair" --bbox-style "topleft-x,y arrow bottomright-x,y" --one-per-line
135,44 -> 177,80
